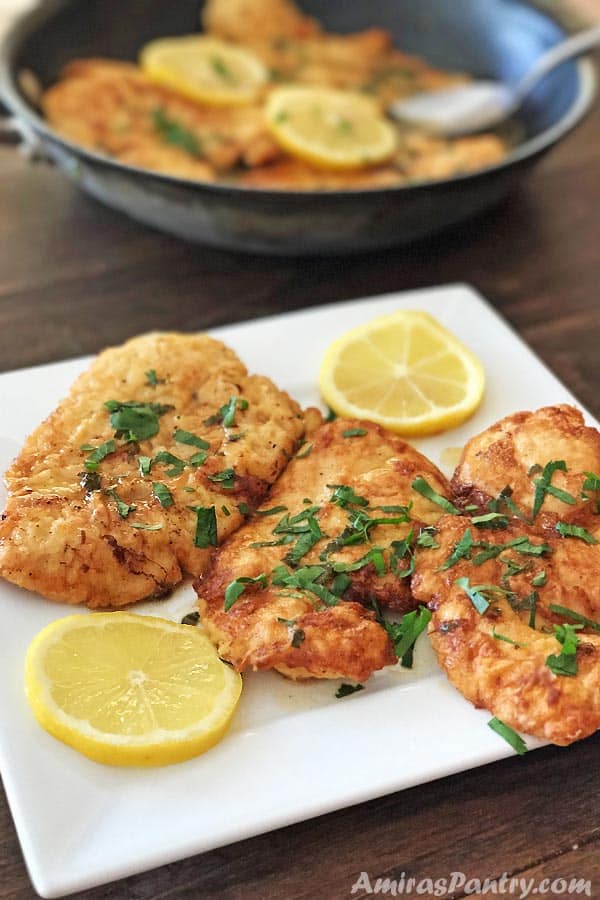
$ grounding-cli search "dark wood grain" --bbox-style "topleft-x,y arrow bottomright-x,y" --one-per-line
1,60 -> 600,900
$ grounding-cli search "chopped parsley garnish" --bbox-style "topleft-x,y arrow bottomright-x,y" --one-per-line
83,439 -> 116,472
138,455 -> 152,476
328,484 -> 369,509
492,628 -> 527,647
488,486 -> 528,522
273,507 -> 321,535
325,408 -> 337,423
470,512 -> 509,529
472,535 -> 551,566
295,443 -> 313,459
582,471 -> 600,493
416,528 -> 440,549
152,482 -> 174,508
455,577 -> 508,614
488,717 -> 527,755
224,573 -> 267,612
531,460 -> 576,519
106,488 -> 135,519
205,396 -> 248,428
250,536 -> 294,549
332,547 -> 386,577
343,428 -> 368,438
388,531 -> 415,578
545,623 -> 582,676
555,522 -> 599,544
221,505 -> 231,516
190,506 -> 218,548
145,369 -> 165,386
411,477 -> 460,515
152,108 -> 202,157
335,683 -> 364,699
384,606 -> 432,668
440,528 -> 473,570
549,603 -> 600,633
283,514 -> 323,567
271,564 -> 340,607
174,429 -> 210,450
256,505 -> 288,517
153,450 -> 186,477
531,569 -> 547,587
181,611 -> 200,626
189,451 -> 208,467
207,468 -> 236,490
104,400 -> 173,443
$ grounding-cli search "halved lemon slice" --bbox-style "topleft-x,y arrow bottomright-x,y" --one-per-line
319,310 -> 485,436
25,613 -> 242,767
265,86 -> 398,170
140,35 -> 268,106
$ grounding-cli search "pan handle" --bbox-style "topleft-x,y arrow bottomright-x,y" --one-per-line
0,111 -> 47,158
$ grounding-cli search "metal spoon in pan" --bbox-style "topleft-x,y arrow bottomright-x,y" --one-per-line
390,25 -> 600,136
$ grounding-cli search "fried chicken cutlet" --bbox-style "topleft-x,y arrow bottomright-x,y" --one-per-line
43,59 -> 280,180
0,333 -> 310,608
452,405 -> 600,527
412,404 -> 600,746
412,515 -> 600,746
195,419 -> 452,681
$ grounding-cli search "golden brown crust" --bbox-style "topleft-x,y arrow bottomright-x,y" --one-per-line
0,332 -> 307,608
43,60 -> 280,178
196,419 -> 452,680
412,514 -> 600,745
452,404 -> 600,526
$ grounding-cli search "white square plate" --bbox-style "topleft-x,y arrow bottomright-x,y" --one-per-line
0,285 -> 593,898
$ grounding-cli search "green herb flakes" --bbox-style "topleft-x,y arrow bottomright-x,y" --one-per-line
152,482 -> 174,508
152,108 -> 202,157
545,623 -> 582,676
488,717 -> 527,755
190,505 -> 218,548
224,573 -> 267,611
411,477 -> 460,514
83,439 -> 116,473
174,429 -> 210,450
335,683 -> 364,699
104,400 -> 173,443
343,428 -> 368,438
555,522 -> 599,544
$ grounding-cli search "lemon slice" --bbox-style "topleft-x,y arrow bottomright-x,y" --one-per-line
265,86 -> 398,170
140,35 -> 268,106
25,613 -> 242,767
319,310 -> 485,436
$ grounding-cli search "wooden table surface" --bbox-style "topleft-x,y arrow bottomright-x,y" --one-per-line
1,61 -> 600,899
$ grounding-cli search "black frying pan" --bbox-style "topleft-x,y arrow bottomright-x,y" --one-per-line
0,0 -> 596,255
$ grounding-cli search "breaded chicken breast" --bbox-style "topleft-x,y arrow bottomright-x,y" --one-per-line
453,405 -> 600,527
43,60 -> 280,180
0,333 -> 309,608
195,419 -> 452,681
412,514 -> 600,746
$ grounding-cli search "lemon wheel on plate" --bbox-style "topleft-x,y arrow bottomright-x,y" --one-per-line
265,86 -> 398,170
319,310 -> 485,436
25,613 -> 242,767
140,35 -> 268,106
